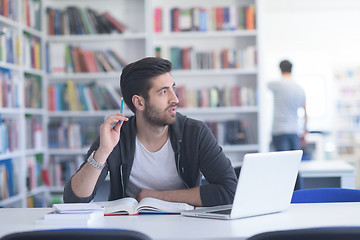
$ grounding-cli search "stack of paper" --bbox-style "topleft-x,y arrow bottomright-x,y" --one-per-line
36,203 -> 105,226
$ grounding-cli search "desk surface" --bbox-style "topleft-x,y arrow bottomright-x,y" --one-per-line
1,202 -> 360,240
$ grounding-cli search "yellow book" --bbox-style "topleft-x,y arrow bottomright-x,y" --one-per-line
34,40 -> 41,70
27,196 -> 34,208
66,81 -> 79,111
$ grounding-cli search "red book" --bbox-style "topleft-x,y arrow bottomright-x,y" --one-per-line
48,85 -> 55,111
82,51 -> 98,72
25,0 -> 30,26
215,7 -> 224,30
154,7 -> 162,32
246,4 -> 255,30
102,11 -> 127,33
172,8 -> 180,32
71,47 -> 81,73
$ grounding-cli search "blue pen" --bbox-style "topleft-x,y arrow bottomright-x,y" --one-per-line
119,97 -> 124,125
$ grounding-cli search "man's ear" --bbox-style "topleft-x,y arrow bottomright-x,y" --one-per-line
132,95 -> 145,111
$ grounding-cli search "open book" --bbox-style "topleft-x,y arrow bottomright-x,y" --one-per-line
96,197 -> 194,215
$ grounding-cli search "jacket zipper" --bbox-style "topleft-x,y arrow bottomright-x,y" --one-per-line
176,139 -> 189,189
120,164 -> 125,197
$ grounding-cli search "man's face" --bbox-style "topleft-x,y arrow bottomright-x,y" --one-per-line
143,73 -> 179,126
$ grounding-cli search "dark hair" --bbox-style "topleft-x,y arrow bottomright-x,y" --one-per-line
120,57 -> 172,113
279,60 -> 292,73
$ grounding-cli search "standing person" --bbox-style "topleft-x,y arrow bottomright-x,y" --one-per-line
268,59 -> 308,190
63,57 -> 237,207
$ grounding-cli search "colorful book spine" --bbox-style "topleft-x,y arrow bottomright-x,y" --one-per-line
160,5 -> 256,32
48,81 -> 123,112
48,43 -> 127,74
0,158 -> 17,200
175,85 -> 257,108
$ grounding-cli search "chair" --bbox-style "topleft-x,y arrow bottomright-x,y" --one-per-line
0,229 -> 152,240
291,188 -> 360,203
247,227 -> 360,240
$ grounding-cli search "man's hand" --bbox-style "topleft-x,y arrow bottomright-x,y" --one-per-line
98,113 -> 128,155
137,189 -> 162,202
136,187 -> 203,207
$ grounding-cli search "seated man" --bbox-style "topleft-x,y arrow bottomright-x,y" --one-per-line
63,57 -> 237,207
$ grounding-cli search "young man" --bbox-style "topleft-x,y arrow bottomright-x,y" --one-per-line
63,57 -> 237,207
268,59 -> 307,190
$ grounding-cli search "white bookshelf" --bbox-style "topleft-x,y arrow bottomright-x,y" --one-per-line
334,69 -> 360,164
1,0 -> 263,206
0,0 -> 47,208
151,0 -> 260,166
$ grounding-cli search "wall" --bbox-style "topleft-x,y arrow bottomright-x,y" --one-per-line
258,0 -> 360,152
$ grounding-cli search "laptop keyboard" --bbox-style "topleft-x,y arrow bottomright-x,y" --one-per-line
208,208 -> 232,215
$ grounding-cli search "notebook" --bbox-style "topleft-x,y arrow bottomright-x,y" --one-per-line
181,150 -> 303,220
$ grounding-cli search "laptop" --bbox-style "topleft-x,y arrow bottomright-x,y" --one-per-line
181,150 -> 303,220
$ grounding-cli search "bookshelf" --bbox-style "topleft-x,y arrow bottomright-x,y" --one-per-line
2,0 -> 262,206
42,0 -> 149,202
151,0 -> 259,167
0,0 -> 48,208
334,68 -> 360,164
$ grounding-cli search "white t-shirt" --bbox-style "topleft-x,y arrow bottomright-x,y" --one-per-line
126,137 -> 185,198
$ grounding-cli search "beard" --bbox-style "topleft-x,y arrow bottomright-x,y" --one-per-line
143,103 -> 177,127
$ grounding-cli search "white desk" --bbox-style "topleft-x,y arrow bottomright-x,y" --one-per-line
1,203 -> 360,240
299,160 -> 356,188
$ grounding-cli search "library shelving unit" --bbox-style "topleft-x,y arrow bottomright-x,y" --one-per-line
334,68 -> 360,164
0,0 -> 48,208
42,0 -> 150,202
2,0 -> 262,206
151,0 -> 260,167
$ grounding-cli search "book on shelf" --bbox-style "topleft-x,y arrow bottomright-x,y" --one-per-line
166,5 -> 256,32
167,46 -> 257,70
224,120 -> 248,145
102,11 -> 127,33
24,74 -> 42,109
26,154 -> 46,190
175,84 -> 256,108
47,43 -> 127,74
96,197 -> 194,215
46,6 -> 127,35
22,0 -> 41,31
0,158 -> 17,200
48,81 -> 122,111
0,0 -> 18,21
0,68 -> 20,109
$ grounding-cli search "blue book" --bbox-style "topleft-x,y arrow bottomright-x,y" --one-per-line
1,159 -> 15,197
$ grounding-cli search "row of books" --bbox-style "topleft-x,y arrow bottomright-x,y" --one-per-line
47,43 -> 127,74
23,32 -> 41,70
48,81 -> 123,111
48,155 -> 83,187
205,120 -> 255,146
22,0 -> 41,30
176,85 -> 257,108
46,6 -> 127,35
25,114 -> 42,150
0,68 -> 19,108
154,5 -> 255,33
0,118 -> 18,154
0,0 -> 17,21
158,46 -> 257,70
26,154 -> 48,191
27,194 -> 47,208
0,158 -> 17,201
48,118 -> 103,149
0,27 -> 19,65
24,74 -> 42,109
